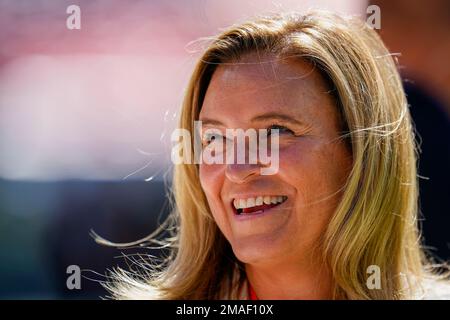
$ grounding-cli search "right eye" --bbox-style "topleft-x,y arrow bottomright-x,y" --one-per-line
203,132 -> 224,146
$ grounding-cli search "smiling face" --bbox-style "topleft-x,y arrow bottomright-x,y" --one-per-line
198,53 -> 353,267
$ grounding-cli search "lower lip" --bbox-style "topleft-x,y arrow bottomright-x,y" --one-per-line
232,200 -> 288,221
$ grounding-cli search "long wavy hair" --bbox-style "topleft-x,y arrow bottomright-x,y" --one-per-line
97,10 -> 446,299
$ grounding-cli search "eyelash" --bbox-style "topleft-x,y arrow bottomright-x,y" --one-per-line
267,124 -> 295,135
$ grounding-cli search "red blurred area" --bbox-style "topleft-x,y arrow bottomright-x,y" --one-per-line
0,0 -> 364,181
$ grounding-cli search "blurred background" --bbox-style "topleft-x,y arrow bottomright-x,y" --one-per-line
0,0 -> 448,299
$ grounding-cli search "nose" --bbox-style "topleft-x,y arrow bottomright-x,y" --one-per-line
225,163 -> 260,184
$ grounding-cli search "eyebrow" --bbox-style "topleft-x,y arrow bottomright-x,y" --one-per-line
198,118 -> 225,127
251,112 -> 304,126
199,112 -> 304,127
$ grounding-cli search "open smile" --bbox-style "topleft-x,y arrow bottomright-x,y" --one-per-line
232,195 -> 288,215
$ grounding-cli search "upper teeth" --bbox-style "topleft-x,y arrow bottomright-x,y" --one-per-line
233,196 -> 287,209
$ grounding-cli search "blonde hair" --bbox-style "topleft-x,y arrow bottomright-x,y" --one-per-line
98,10 -> 447,299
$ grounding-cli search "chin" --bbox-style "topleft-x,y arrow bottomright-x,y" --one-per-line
229,234 -> 287,266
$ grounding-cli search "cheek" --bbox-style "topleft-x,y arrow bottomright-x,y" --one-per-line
276,140 -> 351,245
278,140 -> 351,207
199,163 -> 226,211
199,163 -> 224,187
199,164 -> 231,237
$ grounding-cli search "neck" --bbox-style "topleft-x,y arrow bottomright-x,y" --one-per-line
245,256 -> 333,300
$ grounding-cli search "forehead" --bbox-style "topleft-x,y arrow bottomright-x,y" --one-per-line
200,53 -> 335,123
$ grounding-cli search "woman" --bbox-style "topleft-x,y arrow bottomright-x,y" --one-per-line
99,10 -> 449,299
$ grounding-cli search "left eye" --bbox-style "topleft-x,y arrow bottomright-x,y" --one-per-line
267,124 -> 294,135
